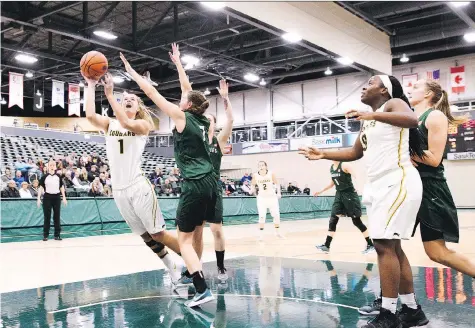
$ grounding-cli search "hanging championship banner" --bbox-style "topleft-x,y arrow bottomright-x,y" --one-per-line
450,66 -> 465,94
68,83 -> 81,116
8,72 -> 24,109
52,80 -> 65,108
401,73 -> 418,96
101,106 -> 109,117
33,91 -> 44,112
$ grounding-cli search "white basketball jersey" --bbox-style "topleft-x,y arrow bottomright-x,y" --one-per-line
254,170 -> 276,197
106,119 -> 147,189
360,102 -> 412,181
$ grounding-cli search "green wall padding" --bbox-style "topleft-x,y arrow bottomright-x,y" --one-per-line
1,196 -> 359,242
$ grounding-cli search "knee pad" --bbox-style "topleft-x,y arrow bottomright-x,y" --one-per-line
145,239 -> 165,254
328,216 -> 339,232
351,216 -> 367,233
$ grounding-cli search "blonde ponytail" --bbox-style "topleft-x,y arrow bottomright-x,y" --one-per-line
425,80 -> 468,126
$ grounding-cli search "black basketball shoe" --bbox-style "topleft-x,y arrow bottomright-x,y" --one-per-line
362,308 -> 403,328
396,304 -> 429,327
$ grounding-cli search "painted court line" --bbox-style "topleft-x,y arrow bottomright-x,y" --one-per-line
48,293 -> 358,314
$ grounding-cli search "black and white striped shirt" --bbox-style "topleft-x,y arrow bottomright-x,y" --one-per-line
39,174 -> 63,195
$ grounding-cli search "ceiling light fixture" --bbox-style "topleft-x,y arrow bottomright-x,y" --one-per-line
78,81 -> 85,88
244,73 -> 259,82
204,88 -> 211,96
36,90 -> 42,96
259,78 -> 267,86
182,55 -> 200,65
400,53 -> 409,63
201,2 -> 225,10
15,53 -> 38,64
229,28 -> 240,34
93,30 -> 118,40
25,71 -> 33,78
450,2 -> 470,8
0,98 -> 6,105
324,67 -> 333,75
282,32 -> 302,43
463,31 -> 475,43
336,57 -> 354,65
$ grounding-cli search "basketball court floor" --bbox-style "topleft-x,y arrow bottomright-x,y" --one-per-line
1,211 -> 474,327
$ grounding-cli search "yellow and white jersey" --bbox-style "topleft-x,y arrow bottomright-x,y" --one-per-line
106,119 -> 147,190
254,170 -> 277,197
360,102 -> 412,181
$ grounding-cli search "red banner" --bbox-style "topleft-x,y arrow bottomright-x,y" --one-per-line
450,66 -> 465,94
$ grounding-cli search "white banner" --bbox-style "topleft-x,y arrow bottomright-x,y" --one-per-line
68,83 -> 81,116
242,141 -> 289,154
289,134 -> 343,150
52,80 -> 65,108
8,72 -> 24,109
401,73 -> 418,96
447,152 -> 475,161
102,106 -> 109,117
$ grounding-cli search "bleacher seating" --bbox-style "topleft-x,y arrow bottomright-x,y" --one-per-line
0,134 -> 176,175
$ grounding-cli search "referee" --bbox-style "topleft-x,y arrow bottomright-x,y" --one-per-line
37,160 -> 67,241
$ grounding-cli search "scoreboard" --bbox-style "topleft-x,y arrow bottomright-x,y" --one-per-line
445,110 -> 475,160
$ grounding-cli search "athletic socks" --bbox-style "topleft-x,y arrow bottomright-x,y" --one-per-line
365,237 -> 374,247
366,263 -> 374,271
382,297 -> 398,314
159,252 -> 176,272
216,250 -> 225,270
191,271 -> 208,293
399,293 -> 418,309
324,260 -> 334,271
325,235 -> 333,248
183,269 -> 192,278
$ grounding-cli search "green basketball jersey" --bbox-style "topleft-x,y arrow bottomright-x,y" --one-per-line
417,109 -> 445,180
173,112 -> 213,179
330,162 -> 355,192
209,136 -> 222,179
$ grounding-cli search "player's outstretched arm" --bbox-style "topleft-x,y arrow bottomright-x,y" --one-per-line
169,43 -> 193,95
347,99 -> 418,128
83,77 -> 110,132
299,135 -> 363,162
101,73 -> 151,136
119,53 -> 186,131
216,80 -> 234,150
314,180 -> 335,196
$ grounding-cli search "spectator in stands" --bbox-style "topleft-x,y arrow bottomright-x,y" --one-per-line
303,185 -> 311,195
81,152 -> 88,165
37,159 -> 45,173
99,172 -> 107,186
149,166 -> 163,185
88,177 -> 104,197
42,166 -> 48,177
161,178 -> 173,195
1,167 -> 13,186
86,155 -> 93,169
2,180 -> 20,198
226,180 -> 237,196
78,157 -> 87,169
91,152 -> 102,166
78,168 -> 89,184
287,182 -> 298,194
29,179 -> 40,197
72,168 -> 89,190
103,171 -> 112,187
19,181 -> 33,198
63,171 -> 74,189
70,152 -> 78,163
88,165 -> 99,182
241,173 -> 252,184
14,156 -> 32,179
103,185 -> 112,197
13,170 -> 25,188
241,179 -> 252,196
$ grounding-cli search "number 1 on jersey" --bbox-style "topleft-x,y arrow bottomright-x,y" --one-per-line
199,126 -> 206,141
118,139 -> 124,154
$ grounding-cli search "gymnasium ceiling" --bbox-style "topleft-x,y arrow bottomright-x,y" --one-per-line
1,1 -> 475,104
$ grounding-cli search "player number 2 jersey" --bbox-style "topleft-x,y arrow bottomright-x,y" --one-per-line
254,170 -> 276,197
106,119 -> 147,189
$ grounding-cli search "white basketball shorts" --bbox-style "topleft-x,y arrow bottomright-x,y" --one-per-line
256,196 -> 281,224
362,166 -> 422,240
113,177 -> 166,235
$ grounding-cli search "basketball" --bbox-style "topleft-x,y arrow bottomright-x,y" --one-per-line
80,51 -> 108,80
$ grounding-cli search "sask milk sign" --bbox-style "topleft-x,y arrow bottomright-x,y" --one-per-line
290,135 -> 343,150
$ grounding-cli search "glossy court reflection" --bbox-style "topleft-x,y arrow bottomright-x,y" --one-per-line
1,257 -> 474,327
